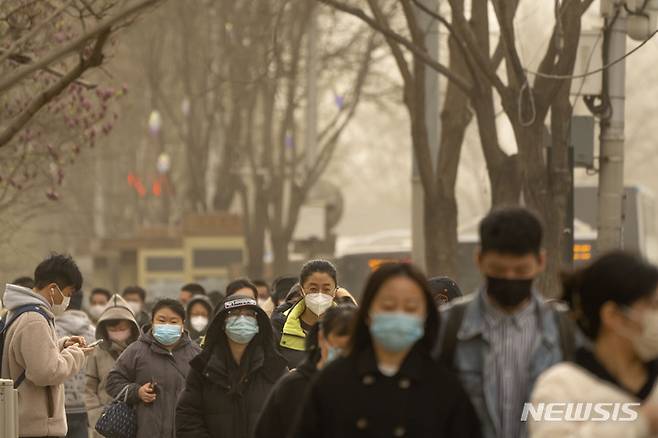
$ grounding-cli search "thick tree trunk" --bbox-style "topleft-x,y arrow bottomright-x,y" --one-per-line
404,13 -> 471,277
246,178 -> 267,279
547,81 -> 574,298
471,89 -> 521,208
426,30 -> 472,278
271,233 -> 291,277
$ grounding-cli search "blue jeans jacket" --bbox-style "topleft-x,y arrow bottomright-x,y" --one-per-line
436,291 -> 564,438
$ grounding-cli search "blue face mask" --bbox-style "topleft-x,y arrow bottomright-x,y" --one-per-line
225,315 -> 259,344
153,324 -> 182,346
369,312 -> 424,353
326,346 -> 342,364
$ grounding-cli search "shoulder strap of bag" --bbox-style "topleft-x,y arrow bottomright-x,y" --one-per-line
548,300 -> 576,361
115,384 -> 132,403
0,304 -> 54,389
437,301 -> 467,369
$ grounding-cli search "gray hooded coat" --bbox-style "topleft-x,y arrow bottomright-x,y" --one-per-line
105,322 -> 200,438
85,294 -> 140,437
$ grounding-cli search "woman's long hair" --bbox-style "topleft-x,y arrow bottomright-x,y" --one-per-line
348,263 -> 439,355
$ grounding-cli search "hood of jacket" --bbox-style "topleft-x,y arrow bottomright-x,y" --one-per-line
184,295 -> 214,336
192,296 -> 287,381
96,294 -> 140,348
3,283 -> 53,317
56,310 -> 93,335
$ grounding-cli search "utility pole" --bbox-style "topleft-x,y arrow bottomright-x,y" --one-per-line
411,0 -> 440,270
597,3 -> 626,251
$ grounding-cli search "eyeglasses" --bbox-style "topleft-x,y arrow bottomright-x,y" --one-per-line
304,287 -> 337,295
227,309 -> 258,318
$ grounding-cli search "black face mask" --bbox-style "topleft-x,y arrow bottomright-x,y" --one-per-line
486,277 -> 533,308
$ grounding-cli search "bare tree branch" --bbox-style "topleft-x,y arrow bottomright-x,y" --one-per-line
0,29 -> 111,148
0,0 -> 162,94
0,0 -> 76,65
317,0 -> 472,94
0,49 -> 97,89
490,0 -> 526,89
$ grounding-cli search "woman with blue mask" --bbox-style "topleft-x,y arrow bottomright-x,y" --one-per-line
255,305 -> 356,438
106,299 -> 200,438
176,295 -> 288,438
292,263 -> 481,438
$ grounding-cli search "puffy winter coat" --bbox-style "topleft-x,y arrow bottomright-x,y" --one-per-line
176,296 -> 288,438
85,294 -> 140,437
255,357 -> 317,438
529,348 -> 658,438
105,329 -> 200,438
271,299 -> 312,369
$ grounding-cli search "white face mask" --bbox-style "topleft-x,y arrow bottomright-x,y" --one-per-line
626,309 -> 658,362
108,329 -> 131,343
190,316 -> 209,332
127,301 -> 142,315
51,286 -> 70,316
89,304 -> 105,320
305,293 -> 333,316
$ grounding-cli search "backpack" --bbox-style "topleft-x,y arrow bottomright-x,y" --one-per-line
0,304 -> 54,389
437,298 -> 576,368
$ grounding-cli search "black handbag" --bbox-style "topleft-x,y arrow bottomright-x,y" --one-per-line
95,385 -> 137,438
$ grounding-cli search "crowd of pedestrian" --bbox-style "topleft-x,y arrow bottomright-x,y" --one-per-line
2,206 -> 658,438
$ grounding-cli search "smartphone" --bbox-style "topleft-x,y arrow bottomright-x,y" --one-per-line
88,339 -> 104,348
150,378 -> 158,393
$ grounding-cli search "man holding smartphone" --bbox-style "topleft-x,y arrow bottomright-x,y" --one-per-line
1,254 -> 94,438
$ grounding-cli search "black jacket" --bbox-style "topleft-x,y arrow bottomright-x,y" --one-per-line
291,345 -> 481,438
176,297 -> 288,438
254,358 -> 317,438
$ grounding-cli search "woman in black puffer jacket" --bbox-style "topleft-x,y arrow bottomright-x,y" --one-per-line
176,295 -> 288,438
255,304 -> 356,438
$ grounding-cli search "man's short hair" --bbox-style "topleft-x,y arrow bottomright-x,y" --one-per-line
225,279 -> 258,300
252,280 -> 269,291
271,276 -> 297,304
479,207 -> 543,256
12,276 -> 34,289
122,285 -> 146,302
34,254 -> 83,291
90,288 -> 112,302
181,283 -> 206,296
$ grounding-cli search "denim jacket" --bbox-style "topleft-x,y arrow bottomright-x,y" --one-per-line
436,290 -> 565,438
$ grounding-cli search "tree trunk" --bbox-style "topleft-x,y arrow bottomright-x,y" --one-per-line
426,30 -> 473,278
547,81 -> 574,298
402,8 -> 472,277
245,177 -> 267,279
510,117 -> 561,297
271,233 -> 291,277
471,89 -> 521,208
